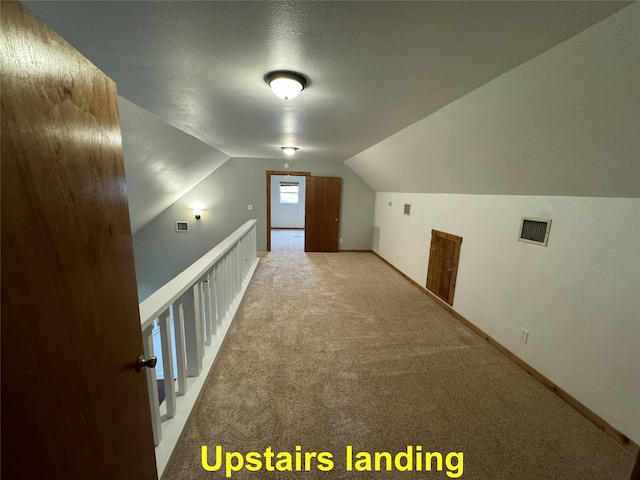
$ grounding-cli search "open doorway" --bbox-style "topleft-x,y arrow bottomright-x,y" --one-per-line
266,170 -> 310,252
271,229 -> 305,252
270,174 -> 306,252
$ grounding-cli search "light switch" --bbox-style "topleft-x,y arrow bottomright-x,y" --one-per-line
247,204 -> 254,211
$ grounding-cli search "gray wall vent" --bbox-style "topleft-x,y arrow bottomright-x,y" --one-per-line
176,221 -> 189,232
518,217 -> 551,246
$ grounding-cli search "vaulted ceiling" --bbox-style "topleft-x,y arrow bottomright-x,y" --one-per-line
24,1 -> 638,230
25,1 -> 630,161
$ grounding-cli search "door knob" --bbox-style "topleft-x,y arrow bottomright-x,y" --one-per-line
136,355 -> 157,372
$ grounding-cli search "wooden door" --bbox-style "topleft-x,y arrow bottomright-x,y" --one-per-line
1,3 -> 157,479
305,176 -> 342,252
426,230 -> 463,306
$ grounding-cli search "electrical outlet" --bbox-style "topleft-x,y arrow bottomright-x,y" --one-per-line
520,328 -> 529,344
339,237 -> 343,244
247,204 -> 253,211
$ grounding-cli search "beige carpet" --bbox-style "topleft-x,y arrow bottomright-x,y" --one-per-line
163,233 -> 634,479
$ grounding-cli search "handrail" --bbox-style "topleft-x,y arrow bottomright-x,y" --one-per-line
137,219 -> 259,478
139,219 -> 257,330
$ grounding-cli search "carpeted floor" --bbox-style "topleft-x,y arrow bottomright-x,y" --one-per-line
163,231 -> 635,479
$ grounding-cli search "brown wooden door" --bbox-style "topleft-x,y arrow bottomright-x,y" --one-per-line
1,3 -> 157,479
426,230 -> 463,306
305,176 -> 342,252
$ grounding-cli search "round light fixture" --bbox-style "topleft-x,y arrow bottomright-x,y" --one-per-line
281,147 -> 298,156
265,71 -> 307,100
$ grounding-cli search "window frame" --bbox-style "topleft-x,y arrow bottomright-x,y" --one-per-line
279,182 -> 300,205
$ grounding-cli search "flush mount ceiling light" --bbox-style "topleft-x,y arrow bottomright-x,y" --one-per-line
281,147 -> 298,156
265,71 -> 307,100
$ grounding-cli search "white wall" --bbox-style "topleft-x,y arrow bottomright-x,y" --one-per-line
374,194 -> 640,443
270,175 -> 306,228
355,4 -> 640,444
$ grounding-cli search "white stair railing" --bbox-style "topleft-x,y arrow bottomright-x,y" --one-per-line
138,219 -> 259,478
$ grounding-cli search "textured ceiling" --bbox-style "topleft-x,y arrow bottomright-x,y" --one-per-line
25,1 -> 630,165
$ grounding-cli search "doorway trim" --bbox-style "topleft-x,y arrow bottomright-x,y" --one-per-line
266,170 -> 310,251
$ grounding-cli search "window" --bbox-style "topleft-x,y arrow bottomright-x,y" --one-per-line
279,182 -> 299,204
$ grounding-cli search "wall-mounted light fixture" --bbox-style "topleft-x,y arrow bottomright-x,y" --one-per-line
281,146 -> 298,156
265,71 -> 307,100
191,203 -> 204,220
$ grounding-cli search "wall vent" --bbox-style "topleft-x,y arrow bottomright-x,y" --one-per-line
518,217 -> 551,246
176,221 -> 189,232
403,204 -> 411,216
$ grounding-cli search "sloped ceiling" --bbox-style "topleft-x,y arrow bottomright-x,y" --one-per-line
24,0 -> 637,209
346,3 -> 640,198
119,97 -> 230,233
26,1 -> 629,163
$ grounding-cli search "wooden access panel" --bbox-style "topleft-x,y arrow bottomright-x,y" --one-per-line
1,3 -> 157,479
426,230 -> 463,306
305,176 -> 342,252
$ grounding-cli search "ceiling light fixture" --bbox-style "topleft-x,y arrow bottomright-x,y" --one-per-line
281,147 -> 298,156
265,71 -> 307,100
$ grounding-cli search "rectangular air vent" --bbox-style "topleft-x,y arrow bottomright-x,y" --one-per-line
404,204 -> 411,216
176,221 -> 189,232
518,217 -> 551,246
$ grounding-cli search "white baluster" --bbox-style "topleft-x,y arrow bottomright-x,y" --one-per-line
222,255 -> 229,317
203,276 -> 213,346
173,300 -> 188,396
246,232 -> 251,275
143,326 -> 161,446
241,235 -> 246,277
231,251 -> 236,301
209,268 -> 219,333
237,243 -> 242,292
229,248 -> 234,300
230,246 -> 236,298
214,264 -> 222,327
194,282 -> 205,362
233,244 -> 239,296
181,287 -> 203,377
159,310 -> 176,419
244,234 -> 250,276
236,244 -> 241,293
